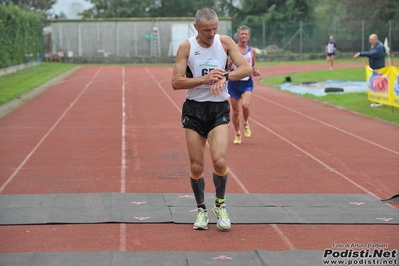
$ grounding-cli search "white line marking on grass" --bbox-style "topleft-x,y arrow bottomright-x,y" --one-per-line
0,67 -> 103,193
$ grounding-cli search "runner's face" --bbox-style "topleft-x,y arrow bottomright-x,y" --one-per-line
237,30 -> 250,43
195,19 -> 218,47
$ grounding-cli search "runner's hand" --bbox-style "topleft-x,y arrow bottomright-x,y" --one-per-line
253,68 -> 261,76
208,69 -> 226,96
210,77 -> 226,96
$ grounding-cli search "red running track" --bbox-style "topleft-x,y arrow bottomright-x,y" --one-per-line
0,63 -> 398,253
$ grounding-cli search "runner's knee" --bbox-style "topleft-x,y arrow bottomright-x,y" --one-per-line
242,102 -> 250,110
190,163 -> 204,178
212,159 -> 227,174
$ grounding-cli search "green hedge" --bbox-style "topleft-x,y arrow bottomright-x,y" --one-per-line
0,4 -> 44,68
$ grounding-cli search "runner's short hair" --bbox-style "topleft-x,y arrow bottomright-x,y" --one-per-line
195,8 -> 218,24
236,25 -> 251,38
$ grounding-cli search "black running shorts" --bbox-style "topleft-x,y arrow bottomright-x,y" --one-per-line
181,99 -> 230,138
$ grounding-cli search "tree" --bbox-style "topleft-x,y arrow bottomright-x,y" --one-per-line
147,0 -> 219,17
57,10 -> 67,19
81,0 -> 154,18
238,0 -> 315,22
315,0 -> 399,21
284,0 -> 315,21
0,0 -> 56,13
81,0 -> 236,19
313,0 -> 399,43
347,0 -> 399,20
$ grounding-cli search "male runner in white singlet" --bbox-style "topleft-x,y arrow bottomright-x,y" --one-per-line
171,8 -> 251,231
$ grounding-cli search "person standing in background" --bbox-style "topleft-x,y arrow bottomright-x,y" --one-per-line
354,33 -> 386,70
227,25 -> 260,145
326,35 -> 337,70
354,33 -> 386,107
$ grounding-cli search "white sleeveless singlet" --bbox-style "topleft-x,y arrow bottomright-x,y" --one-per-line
186,34 -> 229,102
231,46 -> 252,81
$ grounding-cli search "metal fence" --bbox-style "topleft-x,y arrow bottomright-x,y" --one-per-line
237,20 -> 398,55
46,19 -> 398,63
46,18 -> 232,63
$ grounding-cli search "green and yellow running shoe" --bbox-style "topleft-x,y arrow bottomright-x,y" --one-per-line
193,208 -> 209,230
244,122 -> 251,137
212,203 -> 231,231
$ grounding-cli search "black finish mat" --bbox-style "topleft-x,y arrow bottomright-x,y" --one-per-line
0,193 -> 398,225
1,250 -> 398,266
382,194 -> 399,203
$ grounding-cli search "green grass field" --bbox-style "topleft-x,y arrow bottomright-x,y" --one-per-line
0,63 -> 78,106
260,65 -> 399,125
0,61 -> 398,125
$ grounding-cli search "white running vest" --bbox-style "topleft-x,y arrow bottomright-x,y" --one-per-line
326,42 -> 335,54
231,46 -> 252,81
186,34 -> 229,102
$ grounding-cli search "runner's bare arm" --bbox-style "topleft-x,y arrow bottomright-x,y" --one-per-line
221,35 -> 251,80
171,40 -> 221,90
251,48 -> 260,76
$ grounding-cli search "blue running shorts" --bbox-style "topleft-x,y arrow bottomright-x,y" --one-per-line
228,78 -> 254,99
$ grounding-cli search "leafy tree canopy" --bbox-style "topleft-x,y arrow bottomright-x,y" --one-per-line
81,0 -> 319,22
0,0 -> 56,13
238,0 -> 315,23
314,0 -> 399,21
81,0 -> 236,18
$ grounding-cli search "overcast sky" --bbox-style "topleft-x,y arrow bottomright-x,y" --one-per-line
51,0 -> 93,19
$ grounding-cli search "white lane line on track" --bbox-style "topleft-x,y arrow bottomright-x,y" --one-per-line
147,67 -> 297,250
252,93 -> 399,213
120,67 -> 127,251
253,94 -> 399,155
250,118 -> 380,199
121,66 -> 127,194
0,67 -> 103,194
119,70 -> 158,252
252,92 -> 399,200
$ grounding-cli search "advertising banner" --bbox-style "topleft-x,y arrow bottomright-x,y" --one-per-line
365,65 -> 399,108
